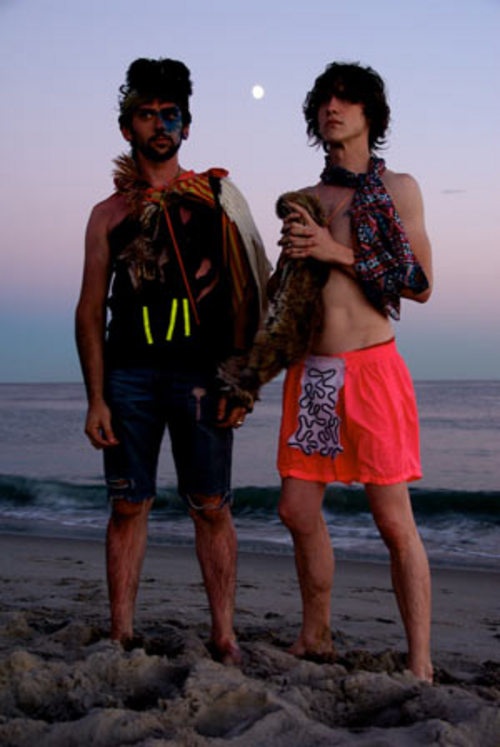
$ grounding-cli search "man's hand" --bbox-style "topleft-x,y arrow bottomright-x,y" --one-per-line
278,202 -> 354,267
84,401 -> 119,449
216,396 -> 248,429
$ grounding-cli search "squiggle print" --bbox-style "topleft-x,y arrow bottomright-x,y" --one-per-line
288,357 -> 345,459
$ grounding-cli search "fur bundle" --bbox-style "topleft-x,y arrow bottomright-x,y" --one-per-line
233,191 -> 330,397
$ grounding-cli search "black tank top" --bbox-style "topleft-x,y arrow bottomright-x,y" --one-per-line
105,195 -> 233,372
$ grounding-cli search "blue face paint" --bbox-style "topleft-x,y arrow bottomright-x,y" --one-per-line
158,106 -> 183,132
135,105 -> 183,132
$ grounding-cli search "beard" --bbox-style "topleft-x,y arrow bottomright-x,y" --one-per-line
133,135 -> 182,163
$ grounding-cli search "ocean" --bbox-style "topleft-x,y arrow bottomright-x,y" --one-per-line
0,379 -> 499,570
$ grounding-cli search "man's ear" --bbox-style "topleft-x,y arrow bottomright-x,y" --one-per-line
121,126 -> 133,143
181,125 -> 190,141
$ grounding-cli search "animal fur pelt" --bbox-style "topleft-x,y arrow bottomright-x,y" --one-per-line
225,191 -> 330,399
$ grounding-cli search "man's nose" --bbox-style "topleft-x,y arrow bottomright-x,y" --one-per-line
153,112 -> 167,128
326,95 -> 341,111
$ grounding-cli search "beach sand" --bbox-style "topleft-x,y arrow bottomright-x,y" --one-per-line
0,532 -> 499,746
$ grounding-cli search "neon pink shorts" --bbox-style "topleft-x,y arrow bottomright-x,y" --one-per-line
277,339 -> 422,486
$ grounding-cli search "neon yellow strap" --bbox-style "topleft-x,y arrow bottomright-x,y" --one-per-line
166,298 -> 179,341
143,298 -> 190,344
182,298 -> 191,337
142,306 -> 153,345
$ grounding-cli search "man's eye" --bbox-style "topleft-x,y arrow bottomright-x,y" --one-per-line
138,111 -> 154,120
160,108 -> 180,121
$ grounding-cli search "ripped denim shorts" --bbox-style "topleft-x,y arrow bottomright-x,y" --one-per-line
103,367 -> 233,505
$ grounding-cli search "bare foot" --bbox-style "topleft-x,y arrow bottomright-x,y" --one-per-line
208,639 -> 243,666
408,657 -> 434,684
288,634 -> 337,664
110,627 -> 134,644
120,634 -> 145,651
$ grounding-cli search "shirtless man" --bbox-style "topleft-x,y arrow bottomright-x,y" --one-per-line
275,62 -> 433,682
75,58 -> 269,663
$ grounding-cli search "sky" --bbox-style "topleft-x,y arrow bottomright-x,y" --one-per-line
1,0 -> 499,381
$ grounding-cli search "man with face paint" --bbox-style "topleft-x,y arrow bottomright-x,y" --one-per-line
127,102 -> 186,161
75,58 -> 270,664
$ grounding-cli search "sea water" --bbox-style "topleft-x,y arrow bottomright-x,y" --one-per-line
0,379 -> 498,569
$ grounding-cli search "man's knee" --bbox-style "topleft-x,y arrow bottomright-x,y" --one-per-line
278,478 -> 325,534
279,500 -> 317,535
367,485 -> 418,550
110,495 -> 153,520
373,511 -> 420,554
186,492 -> 232,523
278,499 -> 297,530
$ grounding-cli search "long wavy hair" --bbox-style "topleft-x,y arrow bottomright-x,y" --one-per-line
303,62 -> 390,151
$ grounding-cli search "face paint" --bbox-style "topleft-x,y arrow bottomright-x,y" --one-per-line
128,102 -> 186,162
134,105 -> 183,132
158,106 -> 183,132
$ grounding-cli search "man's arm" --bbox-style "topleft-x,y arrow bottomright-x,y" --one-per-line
278,202 -> 356,269
385,172 -> 433,303
75,200 -> 118,449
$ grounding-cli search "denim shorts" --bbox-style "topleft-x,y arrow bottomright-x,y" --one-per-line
103,368 -> 233,504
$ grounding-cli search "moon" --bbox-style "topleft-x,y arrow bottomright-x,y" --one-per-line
251,84 -> 265,100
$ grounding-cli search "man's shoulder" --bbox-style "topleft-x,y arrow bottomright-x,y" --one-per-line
91,191 -> 126,213
381,168 -> 423,209
382,168 -> 420,194
88,192 -> 129,234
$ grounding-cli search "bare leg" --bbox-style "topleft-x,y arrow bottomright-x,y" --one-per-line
366,482 -> 433,682
106,497 -> 153,643
278,477 -> 335,658
189,496 -> 241,665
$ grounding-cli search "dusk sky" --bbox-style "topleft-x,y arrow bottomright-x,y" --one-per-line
1,0 -> 499,381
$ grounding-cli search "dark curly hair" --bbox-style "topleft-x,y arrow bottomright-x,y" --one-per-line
118,57 -> 193,129
303,62 -> 390,151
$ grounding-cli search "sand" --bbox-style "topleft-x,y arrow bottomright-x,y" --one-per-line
0,531 -> 499,746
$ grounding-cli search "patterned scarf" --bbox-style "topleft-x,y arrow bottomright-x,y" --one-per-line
320,156 -> 428,319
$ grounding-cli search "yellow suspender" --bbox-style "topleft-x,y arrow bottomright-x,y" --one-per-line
142,299 -> 191,344
166,299 -> 179,341
182,298 -> 191,337
142,307 -> 153,345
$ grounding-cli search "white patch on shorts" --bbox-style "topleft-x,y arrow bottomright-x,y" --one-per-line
288,356 -> 345,459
